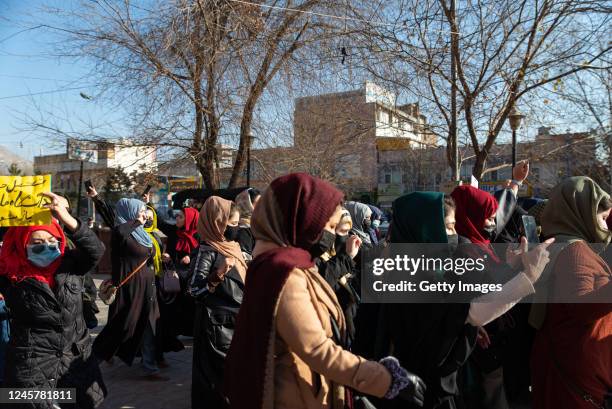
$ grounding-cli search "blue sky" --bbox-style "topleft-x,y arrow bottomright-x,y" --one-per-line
0,0 -> 123,161
1,1 -> 605,164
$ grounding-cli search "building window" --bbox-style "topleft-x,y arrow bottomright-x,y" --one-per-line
385,174 -> 391,184
377,109 -> 389,124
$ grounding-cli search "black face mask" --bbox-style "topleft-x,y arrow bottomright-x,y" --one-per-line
363,219 -> 372,230
144,220 -> 153,229
483,225 -> 497,240
335,234 -> 349,254
310,230 -> 336,258
224,225 -> 241,242
447,234 -> 459,255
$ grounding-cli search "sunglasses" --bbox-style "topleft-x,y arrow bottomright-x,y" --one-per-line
29,242 -> 61,254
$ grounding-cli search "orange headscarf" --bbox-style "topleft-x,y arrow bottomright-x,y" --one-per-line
197,196 -> 247,281
0,220 -> 66,288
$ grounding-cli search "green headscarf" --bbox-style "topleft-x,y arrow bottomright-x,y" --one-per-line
541,176 -> 611,244
390,192 -> 447,243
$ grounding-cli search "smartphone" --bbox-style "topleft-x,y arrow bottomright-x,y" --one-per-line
141,184 -> 152,197
521,215 -> 540,244
84,180 -> 93,192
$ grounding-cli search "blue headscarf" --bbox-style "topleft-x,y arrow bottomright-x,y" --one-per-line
115,198 -> 153,248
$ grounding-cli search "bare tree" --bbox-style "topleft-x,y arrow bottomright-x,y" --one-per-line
356,0 -> 612,180
33,0 -> 343,189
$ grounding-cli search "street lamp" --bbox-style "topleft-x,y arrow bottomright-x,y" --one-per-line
508,105 -> 525,169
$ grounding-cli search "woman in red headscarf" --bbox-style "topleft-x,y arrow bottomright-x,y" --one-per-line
451,184 -> 554,409
0,192 -> 107,408
224,173 -> 428,409
154,206 -> 201,357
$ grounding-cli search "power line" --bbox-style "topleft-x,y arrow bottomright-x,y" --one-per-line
0,86 -> 88,101
0,74 -> 76,82
0,25 -> 43,45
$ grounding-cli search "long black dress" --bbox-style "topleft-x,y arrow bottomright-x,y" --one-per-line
156,215 -> 198,338
92,220 -> 159,365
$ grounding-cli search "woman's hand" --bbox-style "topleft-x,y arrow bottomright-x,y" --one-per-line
521,237 -> 555,284
162,253 -> 171,263
41,192 -> 78,232
86,185 -> 98,198
208,257 -> 235,291
346,235 -> 362,259
505,237 -> 528,269
218,256 -> 235,275
512,160 -> 529,182
180,255 -> 191,265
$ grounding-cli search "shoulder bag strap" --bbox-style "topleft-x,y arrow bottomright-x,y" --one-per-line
117,258 -> 149,289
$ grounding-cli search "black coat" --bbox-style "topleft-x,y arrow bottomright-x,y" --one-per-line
189,244 -> 244,409
315,252 -> 359,346
236,227 -> 255,256
1,223 -> 107,409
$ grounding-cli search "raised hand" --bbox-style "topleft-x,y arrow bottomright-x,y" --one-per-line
41,192 -> 79,232
521,237 -> 555,283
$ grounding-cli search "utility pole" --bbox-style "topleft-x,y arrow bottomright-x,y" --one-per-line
76,160 -> 84,219
450,0 -> 459,181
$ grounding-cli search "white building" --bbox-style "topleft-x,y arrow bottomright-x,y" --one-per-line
33,140 -> 157,194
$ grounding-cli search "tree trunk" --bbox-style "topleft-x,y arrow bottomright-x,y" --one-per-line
472,150 -> 487,181
228,98 -> 256,188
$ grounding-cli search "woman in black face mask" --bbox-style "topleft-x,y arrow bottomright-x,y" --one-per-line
223,203 -> 241,243
314,209 -> 362,347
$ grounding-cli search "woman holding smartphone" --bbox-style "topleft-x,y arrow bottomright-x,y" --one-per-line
188,196 -> 247,409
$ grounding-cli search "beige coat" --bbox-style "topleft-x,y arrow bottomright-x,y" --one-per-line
269,266 -> 391,409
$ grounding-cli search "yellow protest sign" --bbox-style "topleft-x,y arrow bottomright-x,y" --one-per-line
0,175 -> 52,227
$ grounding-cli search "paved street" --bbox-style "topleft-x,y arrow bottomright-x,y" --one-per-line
92,275 -> 192,409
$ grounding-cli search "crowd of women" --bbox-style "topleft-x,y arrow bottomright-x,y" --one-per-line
0,163 -> 610,409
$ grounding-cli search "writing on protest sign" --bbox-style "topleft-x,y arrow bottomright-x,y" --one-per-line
0,175 -> 52,226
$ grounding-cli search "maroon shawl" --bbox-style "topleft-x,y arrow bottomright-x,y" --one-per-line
225,173 -> 344,409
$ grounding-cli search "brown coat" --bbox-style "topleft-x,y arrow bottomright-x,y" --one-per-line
531,241 -> 612,409
270,266 -> 391,409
